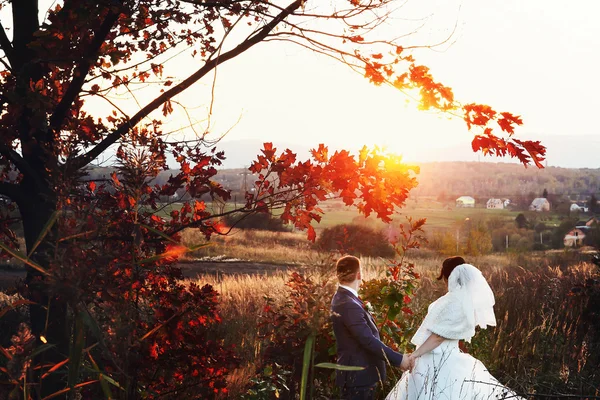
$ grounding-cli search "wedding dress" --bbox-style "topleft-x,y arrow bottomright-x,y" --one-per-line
386,264 -> 522,400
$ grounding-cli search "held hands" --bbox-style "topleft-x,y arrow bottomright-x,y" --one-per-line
400,353 -> 417,372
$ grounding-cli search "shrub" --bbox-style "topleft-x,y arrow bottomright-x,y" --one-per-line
426,230 -> 458,255
316,224 -> 395,258
0,292 -> 29,348
464,221 -> 493,256
255,272 -> 337,399
515,213 -> 528,229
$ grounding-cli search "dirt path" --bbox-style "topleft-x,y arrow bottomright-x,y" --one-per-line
0,261 -> 294,290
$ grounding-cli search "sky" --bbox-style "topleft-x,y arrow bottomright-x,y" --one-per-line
155,0 -> 600,169
16,0 -> 600,169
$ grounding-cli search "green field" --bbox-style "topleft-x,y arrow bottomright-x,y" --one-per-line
315,198 -> 540,230
154,197 -> 568,233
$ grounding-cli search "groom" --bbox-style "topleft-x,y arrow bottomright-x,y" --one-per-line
331,255 -> 411,400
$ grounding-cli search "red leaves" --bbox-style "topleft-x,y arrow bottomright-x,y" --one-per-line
348,35 -> 365,43
247,143 -> 418,241
161,100 -> 173,116
463,103 -> 497,129
261,142 -> 276,160
110,172 -> 121,187
150,63 -> 164,77
355,48 -> 543,168
512,138 -> 546,168
364,62 -> 385,85
471,132 -> 546,168
497,112 -> 523,135
307,225 -> 316,242
463,105 -> 544,167
310,143 -> 328,163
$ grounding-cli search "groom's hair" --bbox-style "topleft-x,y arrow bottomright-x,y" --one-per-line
336,255 -> 360,283
438,256 -> 466,280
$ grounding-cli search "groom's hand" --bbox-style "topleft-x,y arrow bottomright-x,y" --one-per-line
400,353 -> 412,371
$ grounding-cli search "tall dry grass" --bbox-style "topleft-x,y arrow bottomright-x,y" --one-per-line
191,252 -> 600,398
180,228 -> 317,265
478,262 -> 599,396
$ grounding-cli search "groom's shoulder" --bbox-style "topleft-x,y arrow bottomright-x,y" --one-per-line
331,292 -> 361,311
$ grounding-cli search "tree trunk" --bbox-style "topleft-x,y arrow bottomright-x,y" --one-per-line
20,182 -> 70,397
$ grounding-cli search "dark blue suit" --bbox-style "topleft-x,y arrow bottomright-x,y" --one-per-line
331,287 -> 404,397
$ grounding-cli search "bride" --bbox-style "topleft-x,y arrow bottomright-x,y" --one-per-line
386,256 -> 522,400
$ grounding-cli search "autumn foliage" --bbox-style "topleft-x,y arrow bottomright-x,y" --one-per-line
0,0 -> 547,398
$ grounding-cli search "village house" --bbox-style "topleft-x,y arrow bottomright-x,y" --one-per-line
564,226 -> 591,247
456,196 -> 475,208
486,198 -> 504,209
529,197 -> 550,212
563,217 -> 598,247
570,203 -> 590,213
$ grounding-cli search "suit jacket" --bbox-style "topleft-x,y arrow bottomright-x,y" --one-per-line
331,287 -> 404,388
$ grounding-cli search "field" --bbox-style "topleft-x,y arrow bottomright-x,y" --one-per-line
191,252 -> 600,399
174,217 -> 600,398
162,197 -> 568,232
1,198 -> 598,399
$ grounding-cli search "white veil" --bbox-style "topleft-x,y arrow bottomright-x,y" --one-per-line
448,263 -> 496,330
411,263 -> 496,346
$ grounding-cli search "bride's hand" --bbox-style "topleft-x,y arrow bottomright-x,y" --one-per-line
408,355 -> 416,372
400,353 -> 416,372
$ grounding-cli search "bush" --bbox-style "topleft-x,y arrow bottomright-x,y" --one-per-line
317,224 -> 395,258
224,212 -> 290,232
256,272 -> 337,399
464,221 -> 493,256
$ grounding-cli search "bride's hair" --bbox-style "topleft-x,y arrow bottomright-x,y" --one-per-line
437,256 -> 466,281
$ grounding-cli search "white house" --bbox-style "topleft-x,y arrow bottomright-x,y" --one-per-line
456,196 -> 475,208
564,227 -> 590,247
529,198 -> 550,212
486,198 -> 504,209
503,199 -> 511,208
570,203 -> 589,213
571,203 -> 582,212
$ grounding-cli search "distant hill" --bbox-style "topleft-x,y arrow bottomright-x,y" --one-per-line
211,134 -> 599,169
213,139 -> 312,169
86,157 -> 600,207
412,161 -> 600,203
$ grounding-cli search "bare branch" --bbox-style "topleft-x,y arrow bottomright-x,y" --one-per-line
0,143 -> 40,182
48,8 -> 121,134
70,0 -> 304,171
0,21 -> 14,66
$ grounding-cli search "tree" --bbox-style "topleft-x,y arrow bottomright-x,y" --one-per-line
317,223 -> 395,258
589,194 -> 598,214
515,213 -> 528,229
0,1 -> 546,397
542,188 -> 548,198
464,225 -> 493,256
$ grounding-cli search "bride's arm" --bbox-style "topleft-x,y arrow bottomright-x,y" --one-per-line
411,333 -> 446,358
